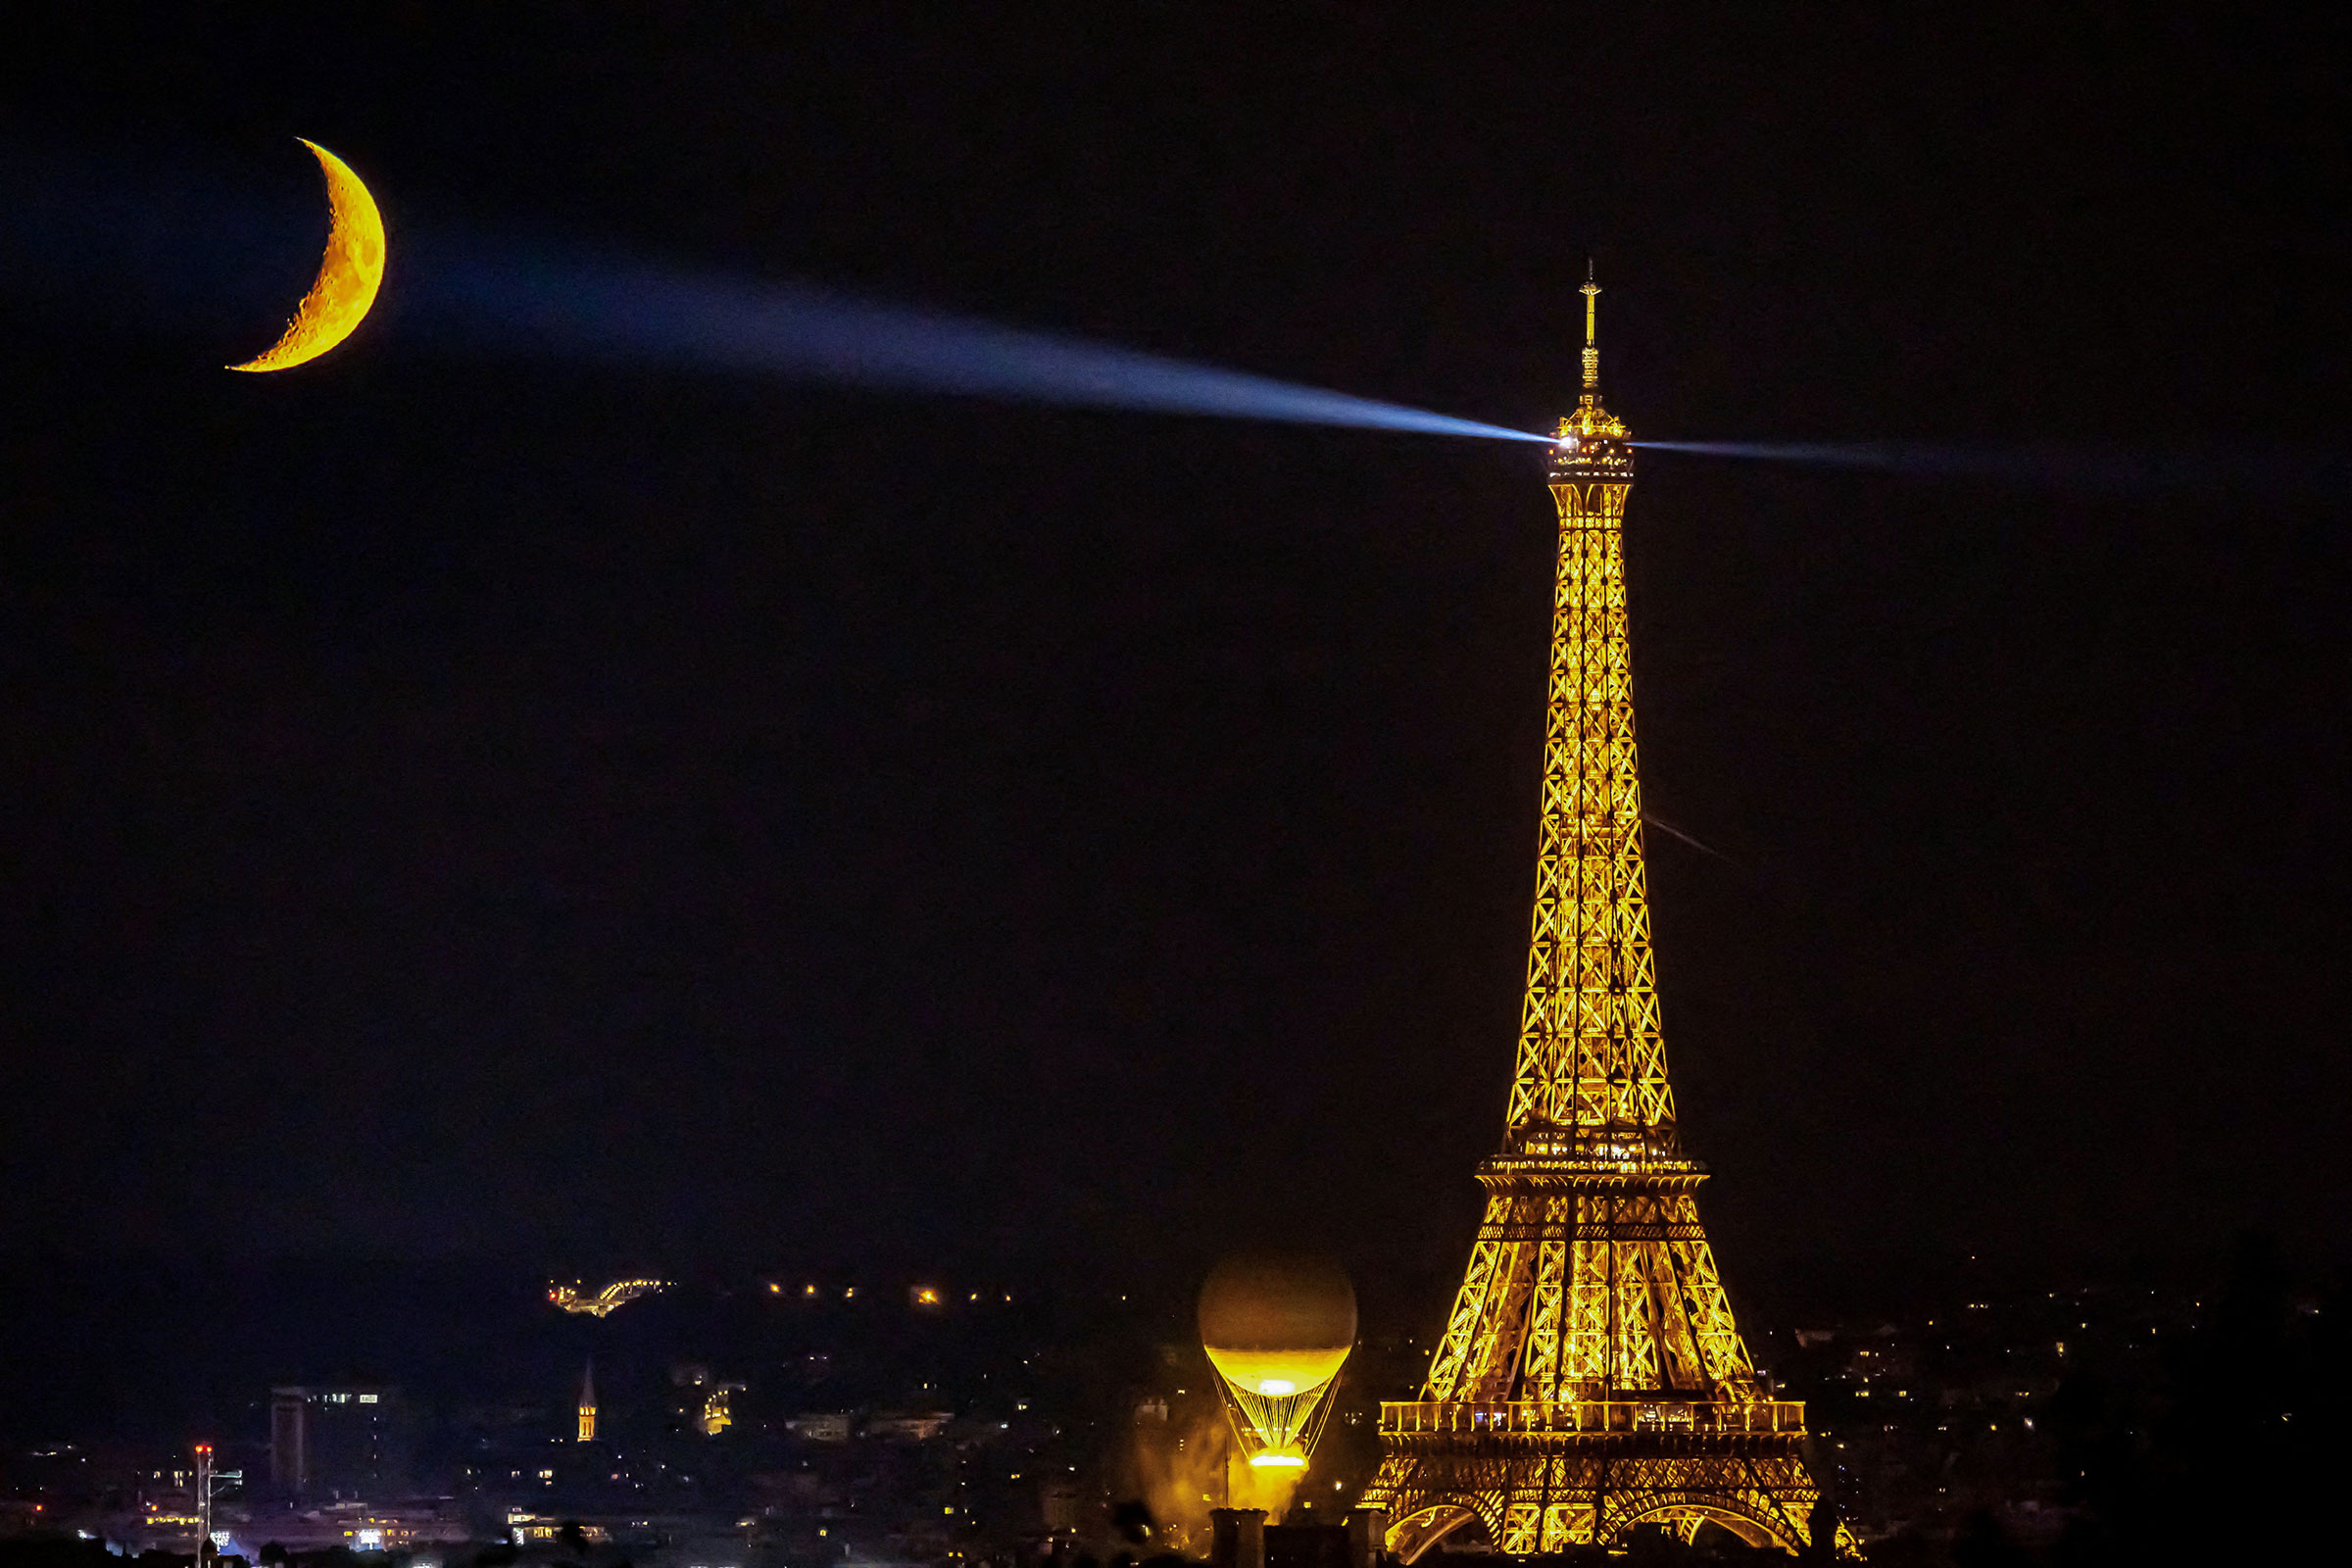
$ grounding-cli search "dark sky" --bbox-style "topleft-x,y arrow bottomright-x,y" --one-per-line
2,8 -> 2348,1306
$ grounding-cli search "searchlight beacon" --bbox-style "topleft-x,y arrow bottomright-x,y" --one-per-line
1547,262 -> 1630,478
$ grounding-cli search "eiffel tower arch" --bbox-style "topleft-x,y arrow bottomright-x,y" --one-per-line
1359,274 -> 1855,1559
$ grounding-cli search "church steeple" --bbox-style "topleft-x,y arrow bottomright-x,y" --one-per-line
577,1359 -> 598,1443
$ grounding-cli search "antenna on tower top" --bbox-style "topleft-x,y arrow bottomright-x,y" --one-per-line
1580,262 -> 1601,391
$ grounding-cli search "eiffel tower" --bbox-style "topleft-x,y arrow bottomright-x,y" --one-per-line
1360,274 -> 1848,1558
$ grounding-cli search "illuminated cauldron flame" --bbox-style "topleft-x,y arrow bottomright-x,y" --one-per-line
1199,1252 -> 1357,1470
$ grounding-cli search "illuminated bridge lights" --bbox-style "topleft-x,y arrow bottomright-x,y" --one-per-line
549,1278 -> 669,1317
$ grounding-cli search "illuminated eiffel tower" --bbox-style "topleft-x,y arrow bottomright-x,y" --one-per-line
1360,274 -> 1850,1558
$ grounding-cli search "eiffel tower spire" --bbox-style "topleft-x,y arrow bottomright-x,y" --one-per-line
1360,274 -> 1852,1559
1580,261 -> 1601,394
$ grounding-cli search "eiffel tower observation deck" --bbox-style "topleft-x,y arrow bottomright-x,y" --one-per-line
1360,273 -> 1853,1558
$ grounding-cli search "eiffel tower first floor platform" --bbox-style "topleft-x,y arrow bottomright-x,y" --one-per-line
1361,1398 -> 1838,1557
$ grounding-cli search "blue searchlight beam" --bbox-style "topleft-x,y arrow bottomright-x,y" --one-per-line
403,239 -> 1557,446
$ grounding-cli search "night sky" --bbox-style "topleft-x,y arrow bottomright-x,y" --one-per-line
2,9 -> 2348,1309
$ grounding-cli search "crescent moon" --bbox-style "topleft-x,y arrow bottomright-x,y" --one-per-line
227,139 -> 386,372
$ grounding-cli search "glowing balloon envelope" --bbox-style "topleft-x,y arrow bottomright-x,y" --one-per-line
1199,1252 -> 1357,1468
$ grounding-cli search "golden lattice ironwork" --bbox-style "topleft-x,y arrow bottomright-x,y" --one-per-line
1361,275 -> 1854,1558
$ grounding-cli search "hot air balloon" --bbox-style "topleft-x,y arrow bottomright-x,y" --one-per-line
1198,1252 -> 1357,1470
